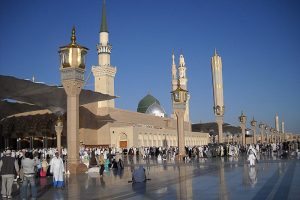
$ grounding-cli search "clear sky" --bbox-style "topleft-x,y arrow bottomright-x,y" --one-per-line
1,0 -> 300,133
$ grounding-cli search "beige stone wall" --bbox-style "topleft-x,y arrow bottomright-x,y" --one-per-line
79,104 -> 208,147
110,125 -> 209,148
100,107 -> 191,131
109,126 -> 133,147
79,128 -> 97,146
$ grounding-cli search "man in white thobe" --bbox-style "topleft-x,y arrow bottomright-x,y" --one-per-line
247,145 -> 257,167
50,152 -> 64,188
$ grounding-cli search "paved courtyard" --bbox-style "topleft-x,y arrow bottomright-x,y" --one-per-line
4,154 -> 300,200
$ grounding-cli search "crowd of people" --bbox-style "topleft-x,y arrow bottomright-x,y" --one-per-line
0,148 -> 65,199
0,139 -> 299,199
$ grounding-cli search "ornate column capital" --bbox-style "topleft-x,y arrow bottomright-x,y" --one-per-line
62,79 -> 84,96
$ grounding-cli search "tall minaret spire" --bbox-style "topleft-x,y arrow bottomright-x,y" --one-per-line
281,116 -> 285,134
177,50 -> 189,122
275,113 -> 280,132
171,50 -> 177,91
100,0 -> 108,33
178,51 -> 187,90
211,48 -> 225,143
92,0 -> 117,108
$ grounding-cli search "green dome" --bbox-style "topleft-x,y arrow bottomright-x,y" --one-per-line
137,94 -> 161,113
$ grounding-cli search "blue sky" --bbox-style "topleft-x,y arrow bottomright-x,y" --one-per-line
1,0 -> 300,133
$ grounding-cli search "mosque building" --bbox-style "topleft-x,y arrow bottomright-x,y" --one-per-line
1,1 -> 297,150
79,0 -> 209,148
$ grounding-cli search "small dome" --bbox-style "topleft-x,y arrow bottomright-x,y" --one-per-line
137,94 -> 166,117
145,102 -> 166,117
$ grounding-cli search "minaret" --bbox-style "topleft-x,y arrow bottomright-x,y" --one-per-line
171,51 -> 178,119
92,0 -> 117,108
275,113 -> 279,132
172,50 -> 177,91
178,51 -> 190,122
211,49 -> 224,143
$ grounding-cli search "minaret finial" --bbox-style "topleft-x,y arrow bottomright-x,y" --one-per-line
179,49 -> 185,67
71,26 -> 76,44
214,48 -> 217,56
100,0 -> 108,32
172,49 -> 175,65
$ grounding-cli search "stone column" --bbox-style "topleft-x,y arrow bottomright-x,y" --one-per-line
17,138 -> 20,151
216,116 -> 224,144
259,123 -> 264,143
251,118 -> 257,144
171,79 -> 188,159
252,126 -> 256,144
175,108 -> 186,158
278,133 -> 281,142
45,136 -> 48,149
55,117 -> 63,154
4,138 -> 9,149
241,123 -> 246,146
264,125 -> 269,143
270,128 -> 274,143
63,80 -> 83,173
30,136 -> 33,149
239,112 -> 247,146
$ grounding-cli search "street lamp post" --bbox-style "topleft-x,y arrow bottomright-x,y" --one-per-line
259,123 -> 264,143
55,116 -> 63,154
30,136 -> 33,150
237,134 -> 240,145
226,134 -> 229,144
239,112 -> 247,146
17,138 -> 21,151
265,125 -> 269,143
270,128 -> 274,143
250,117 -> 257,144
171,80 -> 188,159
59,27 -> 88,174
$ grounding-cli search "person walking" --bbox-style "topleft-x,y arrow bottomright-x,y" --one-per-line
0,150 -> 19,199
98,154 -> 105,177
117,158 -> 124,170
50,152 -> 65,188
40,158 -> 48,177
247,145 -> 257,167
21,152 -> 37,200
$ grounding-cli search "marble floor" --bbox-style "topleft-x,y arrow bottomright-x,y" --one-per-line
3,153 -> 300,200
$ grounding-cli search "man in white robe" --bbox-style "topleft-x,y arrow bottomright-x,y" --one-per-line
50,152 -> 64,188
247,145 -> 257,167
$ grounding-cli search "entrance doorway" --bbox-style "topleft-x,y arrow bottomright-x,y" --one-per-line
119,141 -> 127,148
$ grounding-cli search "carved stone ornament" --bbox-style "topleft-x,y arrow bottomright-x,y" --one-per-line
62,79 -> 84,96
61,68 -> 85,81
